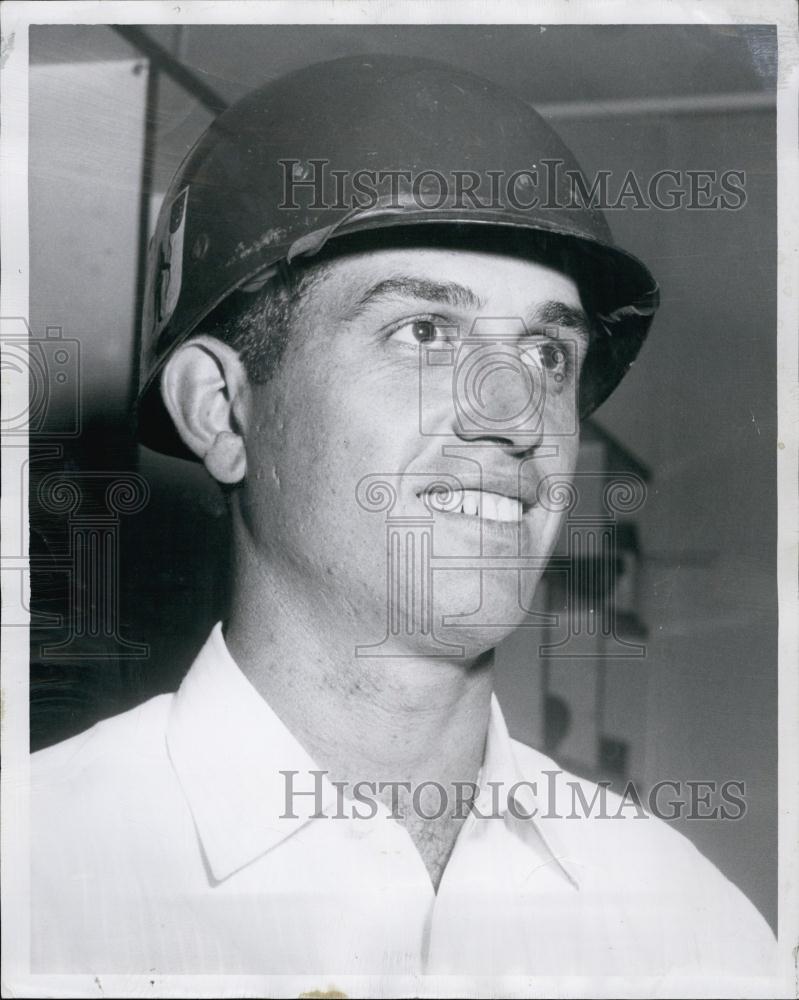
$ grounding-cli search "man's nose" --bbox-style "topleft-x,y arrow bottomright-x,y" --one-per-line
449,339 -> 549,454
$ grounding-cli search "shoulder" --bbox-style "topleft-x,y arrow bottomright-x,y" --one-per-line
32,692 -> 174,782
511,737 -> 727,869
29,693 -> 201,970
30,692 -> 195,895
510,738 -> 776,969
31,693 -> 179,838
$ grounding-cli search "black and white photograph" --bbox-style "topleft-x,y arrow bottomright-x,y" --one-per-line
1,2 -> 797,997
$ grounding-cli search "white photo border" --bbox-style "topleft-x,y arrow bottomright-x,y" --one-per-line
2,2 -> 796,997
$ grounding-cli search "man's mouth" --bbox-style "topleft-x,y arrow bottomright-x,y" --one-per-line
453,489 -> 523,523
420,487 -> 526,524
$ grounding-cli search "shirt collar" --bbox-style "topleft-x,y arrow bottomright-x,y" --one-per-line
167,623 -> 580,888
166,623 -> 339,882
481,692 -> 582,890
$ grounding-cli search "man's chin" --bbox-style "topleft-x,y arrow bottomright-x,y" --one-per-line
349,567 -> 542,662
429,574 -> 541,660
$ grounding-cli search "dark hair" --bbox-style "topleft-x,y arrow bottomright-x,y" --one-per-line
195,260 -> 329,384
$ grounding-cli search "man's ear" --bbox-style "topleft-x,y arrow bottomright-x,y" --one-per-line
160,335 -> 251,484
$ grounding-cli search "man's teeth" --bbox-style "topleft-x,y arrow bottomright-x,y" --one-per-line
456,489 -> 522,523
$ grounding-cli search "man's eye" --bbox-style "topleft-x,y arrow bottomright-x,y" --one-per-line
391,318 -> 453,346
522,339 -> 571,377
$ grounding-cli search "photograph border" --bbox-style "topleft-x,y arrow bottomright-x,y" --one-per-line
2,2 -> 797,997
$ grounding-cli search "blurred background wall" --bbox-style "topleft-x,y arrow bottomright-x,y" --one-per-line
27,24 -> 777,930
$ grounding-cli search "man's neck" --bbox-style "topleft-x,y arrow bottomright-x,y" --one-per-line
224,553 -> 495,889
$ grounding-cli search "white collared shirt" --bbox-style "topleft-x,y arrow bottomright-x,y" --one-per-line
31,624 -> 775,979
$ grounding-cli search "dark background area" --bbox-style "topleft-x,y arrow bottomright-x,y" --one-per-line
27,24 -> 777,929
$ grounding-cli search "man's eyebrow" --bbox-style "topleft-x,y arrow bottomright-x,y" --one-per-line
529,300 -> 592,339
348,277 -> 591,338
352,277 -> 485,314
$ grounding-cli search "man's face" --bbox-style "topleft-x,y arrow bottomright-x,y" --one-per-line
238,242 -> 589,658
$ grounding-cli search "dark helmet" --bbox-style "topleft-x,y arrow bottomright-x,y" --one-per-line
138,54 -> 659,458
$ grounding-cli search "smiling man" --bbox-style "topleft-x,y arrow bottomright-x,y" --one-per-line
30,54 -> 776,983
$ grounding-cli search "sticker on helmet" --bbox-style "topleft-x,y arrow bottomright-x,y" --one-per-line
155,187 -> 189,332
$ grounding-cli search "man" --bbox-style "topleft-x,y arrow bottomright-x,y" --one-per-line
31,54 -> 775,981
